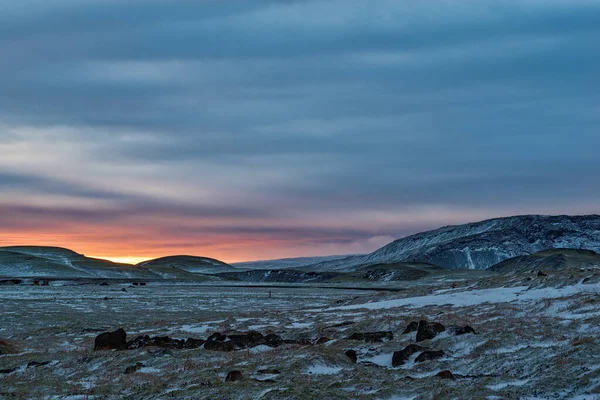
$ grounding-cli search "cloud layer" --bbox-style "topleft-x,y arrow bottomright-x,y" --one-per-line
1,0 -> 599,262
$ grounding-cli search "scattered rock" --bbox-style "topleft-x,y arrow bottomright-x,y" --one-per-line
257,369 -> 281,375
204,333 -> 238,352
402,321 -> 419,335
415,350 -> 445,363
94,328 -> 127,351
26,361 -> 50,368
315,337 -> 330,345
225,370 -> 243,382
345,349 -> 358,363
392,344 -> 429,367
228,331 -> 267,348
347,331 -> 394,343
0,338 -> 16,355
0,367 -> 17,375
127,335 -> 204,350
436,370 -> 457,380
124,362 -> 144,374
264,333 -> 284,347
451,325 -> 477,335
416,320 -> 445,342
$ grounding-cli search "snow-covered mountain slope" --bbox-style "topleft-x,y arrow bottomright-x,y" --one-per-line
137,255 -> 234,275
302,215 -> 600,271
232,255 -> 354,270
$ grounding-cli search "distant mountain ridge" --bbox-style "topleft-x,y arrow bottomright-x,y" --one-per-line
301,214 -> 600,271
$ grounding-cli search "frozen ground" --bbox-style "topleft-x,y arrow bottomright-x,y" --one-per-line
0,268 -> 599,399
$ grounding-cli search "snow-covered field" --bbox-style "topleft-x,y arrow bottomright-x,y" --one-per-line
1,267 -> 599,399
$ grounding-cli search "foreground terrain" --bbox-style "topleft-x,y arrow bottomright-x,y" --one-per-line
1,266 -> 599,399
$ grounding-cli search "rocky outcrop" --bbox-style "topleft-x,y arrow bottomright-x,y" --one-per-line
225,370 -> 243,382
416,320 -> 445,342
392,344 -> 429,367
402,321 -> 419,335
345,350 -> 358,363
415,350 -> 445,363
347,331 -> 394,343
94,328 -> 127,351
127,335 -> 204,350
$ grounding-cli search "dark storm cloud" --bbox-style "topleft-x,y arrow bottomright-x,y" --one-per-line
1,0 -> 599,259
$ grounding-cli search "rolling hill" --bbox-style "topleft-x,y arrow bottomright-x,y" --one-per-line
488,248 -> 600,273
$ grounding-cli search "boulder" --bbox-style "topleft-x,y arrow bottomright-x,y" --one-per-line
265,333 -> 284,347
347,331 -> 394,343
124,362 -> 144,374
416,320 -> 445,342
345,349 -> 358,363
402,321 -> 419,335
392,344 -> 429,367
0,338 -> 16,355
315,337 -> 330,345
436,370 -> 457,380
225,370 -> 243,382
27,361 -> 50,368
94,328 -> 127,351
453,325 -> 477,335
415,350 -> 445,363
257,369 -> 281,375
204,333 -> 238,352
184,338 -> 206,348
227,331 -> 266,348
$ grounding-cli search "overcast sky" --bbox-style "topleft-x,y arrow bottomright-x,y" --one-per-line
1,0 -> 599,263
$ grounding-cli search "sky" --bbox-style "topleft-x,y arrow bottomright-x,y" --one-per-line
0,0 -> 599,264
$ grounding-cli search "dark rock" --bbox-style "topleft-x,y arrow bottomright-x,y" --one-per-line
204,339 -> 238,352
454,325 -> 477,335
227,331 -> 266,348
347,331 -> 394,343
315,337 -> 330,345
184,338 -> 205,348
345,349 -> 358,363
124,362 -> 144,374
416,320 -> 445,342
121,288 -> 127,292
402,321 -> 419,335
225,370 -> 243,382
206,332 -> 227,342
264,333 -> 283,347
257,369 -> 281,375
99,282 -> 109,286
94,328 -> 127,351
436,370 -> 457,379
0,338 -> 15,355
0,367 -> 17,374
392,344 -> 429,367
538,271 -> 548,277
26,361 -> 50,368
415,350 -> 445,363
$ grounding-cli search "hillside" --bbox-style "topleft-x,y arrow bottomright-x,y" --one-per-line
488,248 -> 600,273
137,255 -> 235,276
0,247 -> 228,280
302,215 -> 600,271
